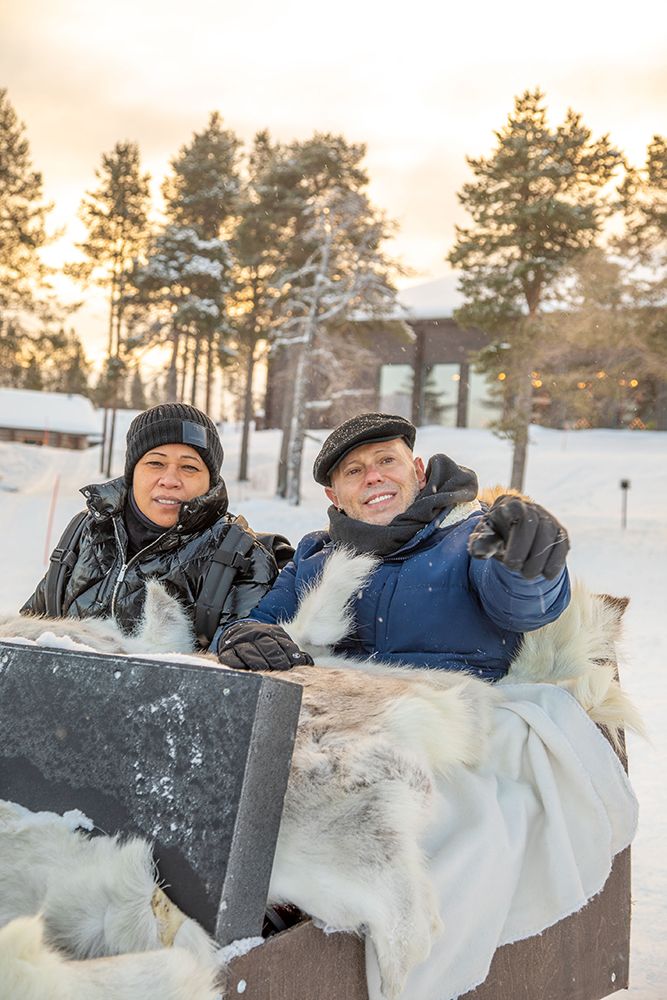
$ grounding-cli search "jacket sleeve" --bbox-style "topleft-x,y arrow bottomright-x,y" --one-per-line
256,532 -> 295,570
210,559 -> 299,653
247,557 -> 300,626
246,531 -> 330,627
213,532 -> 327,653
469,556 -> 571,633
20,509 -> 88,617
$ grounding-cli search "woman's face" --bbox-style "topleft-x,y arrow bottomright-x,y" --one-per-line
132,443 -> 210,528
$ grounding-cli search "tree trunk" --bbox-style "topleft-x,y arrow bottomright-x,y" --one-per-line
284,230 -> 331,504
99,407 -> 109,474
285,344 -> 308,505
179,335 -> 190,401
190,332 -> 202,407
509,362 -> 534,491
165,329 -> 180,402
276,357 -> 294,497
238,341 -> 256,482
205,330 -> 215,415
105,405 -> 117,479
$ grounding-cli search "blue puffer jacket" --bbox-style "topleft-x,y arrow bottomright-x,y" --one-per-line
245,504 -> 570,681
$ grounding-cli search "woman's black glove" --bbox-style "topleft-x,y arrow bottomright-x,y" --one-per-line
218,621 -> 314,671
468,494 -> 569,580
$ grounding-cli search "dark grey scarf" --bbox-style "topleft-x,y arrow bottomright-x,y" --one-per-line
327,453 -> 478,557
124,488 -> 168,557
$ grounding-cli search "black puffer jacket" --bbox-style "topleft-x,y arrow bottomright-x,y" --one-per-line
22,477 -> 292,649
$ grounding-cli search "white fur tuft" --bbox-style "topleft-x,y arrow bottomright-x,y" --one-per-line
505,580 -> 644,745
286,547 -> 379,653
0,915 -> 219,1000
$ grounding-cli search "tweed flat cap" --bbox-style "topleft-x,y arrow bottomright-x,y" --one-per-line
313,413 -> 416,485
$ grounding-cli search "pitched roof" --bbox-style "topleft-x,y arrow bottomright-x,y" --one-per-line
0,388 -> 101,435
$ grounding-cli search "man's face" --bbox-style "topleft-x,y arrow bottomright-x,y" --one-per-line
325,438 -> 426,526
132,443 -> 210,528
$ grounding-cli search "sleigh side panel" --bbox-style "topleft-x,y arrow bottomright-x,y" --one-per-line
223,845 -> 629,1000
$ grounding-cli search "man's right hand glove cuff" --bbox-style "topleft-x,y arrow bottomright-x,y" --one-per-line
218,620 -> 314,671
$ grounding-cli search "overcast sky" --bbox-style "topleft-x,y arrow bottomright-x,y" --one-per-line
2,0 -> 666,360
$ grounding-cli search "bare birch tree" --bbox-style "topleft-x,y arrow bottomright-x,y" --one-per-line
274,189 -> 399,504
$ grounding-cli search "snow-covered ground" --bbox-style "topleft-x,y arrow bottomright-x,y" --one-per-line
0,418 -> 665,996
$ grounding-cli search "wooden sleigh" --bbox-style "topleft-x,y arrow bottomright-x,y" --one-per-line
0,579 -> 635,1000
224,741 -> 631,1000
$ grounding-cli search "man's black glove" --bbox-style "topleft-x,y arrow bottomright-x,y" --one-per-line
218,621 -> 314,671
468,494 -> 569,581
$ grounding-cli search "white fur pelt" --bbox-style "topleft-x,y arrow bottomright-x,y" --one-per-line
0,578 -> 194,655
0,915 -> 219,1000
503,582 -> 644,746
0,800 -> 217,998
261,550 -> 497,998
262,549 -> 642,998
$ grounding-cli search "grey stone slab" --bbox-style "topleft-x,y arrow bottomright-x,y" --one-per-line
0,640 -> 301,943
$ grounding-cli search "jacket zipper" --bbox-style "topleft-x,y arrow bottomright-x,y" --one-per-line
110,518 -> 179,620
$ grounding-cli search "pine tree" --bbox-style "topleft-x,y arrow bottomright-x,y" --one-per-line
231,131 -> 372,483
160,112 -> 240,410
0,321 -> 25,386
127,224 -> 232,406
0,89 -> 52,316
68,140 -> 150,473
448,90 -> 622,489
231,131 -> 289,481
129,366 -> 147,410
618,135 -> 667,274
69,141 -> 151,359
616,136 -> 667,426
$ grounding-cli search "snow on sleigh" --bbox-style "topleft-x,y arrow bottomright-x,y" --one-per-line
0,552 -> 640,1000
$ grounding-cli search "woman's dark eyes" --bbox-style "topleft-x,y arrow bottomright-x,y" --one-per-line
146,461 -> 199,472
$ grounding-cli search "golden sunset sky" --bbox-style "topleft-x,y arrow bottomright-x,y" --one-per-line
2,0 -> 666,361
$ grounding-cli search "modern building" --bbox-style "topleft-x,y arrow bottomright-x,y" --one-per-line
264,277 -> 500,430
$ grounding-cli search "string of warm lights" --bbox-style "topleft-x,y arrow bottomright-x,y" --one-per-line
494,371 -> 641,388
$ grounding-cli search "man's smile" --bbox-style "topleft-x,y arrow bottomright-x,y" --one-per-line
364,492 -> 397,507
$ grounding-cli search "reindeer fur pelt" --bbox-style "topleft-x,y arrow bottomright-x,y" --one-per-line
0,547 -> 642,1000
0,801 -> 218,999
0,915 -> 219,1000
0,578 -> 194,656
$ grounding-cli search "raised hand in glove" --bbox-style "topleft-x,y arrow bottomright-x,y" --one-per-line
468,494 -> 569,580
218,620 -> 314,671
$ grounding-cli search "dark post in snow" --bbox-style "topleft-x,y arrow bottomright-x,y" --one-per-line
620,479 -> 630,529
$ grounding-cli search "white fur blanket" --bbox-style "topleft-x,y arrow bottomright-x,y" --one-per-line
364,681 -> 638,1000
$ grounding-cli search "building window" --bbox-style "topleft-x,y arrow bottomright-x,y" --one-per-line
467,370 -> 501,428
379,365 -> 413,418
422,364 -> 460,426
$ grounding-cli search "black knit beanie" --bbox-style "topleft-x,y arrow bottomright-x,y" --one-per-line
124,404 -> 224,485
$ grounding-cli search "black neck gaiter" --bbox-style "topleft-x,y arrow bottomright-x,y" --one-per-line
327,453 -> 478,557
124,489 -> 169,558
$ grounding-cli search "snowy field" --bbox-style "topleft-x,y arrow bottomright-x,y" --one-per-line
0,417 -> 665,997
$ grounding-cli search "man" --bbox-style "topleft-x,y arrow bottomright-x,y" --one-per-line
23,403 -> 292,649
218,413 -> 570,679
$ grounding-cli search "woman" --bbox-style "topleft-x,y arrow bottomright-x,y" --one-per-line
22,403 -> 292,650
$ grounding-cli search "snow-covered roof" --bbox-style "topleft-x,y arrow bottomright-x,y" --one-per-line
397,274 -> 462,321
0,388 -> 101,435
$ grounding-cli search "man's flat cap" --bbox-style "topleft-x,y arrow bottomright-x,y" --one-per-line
313,412 -> 416,485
